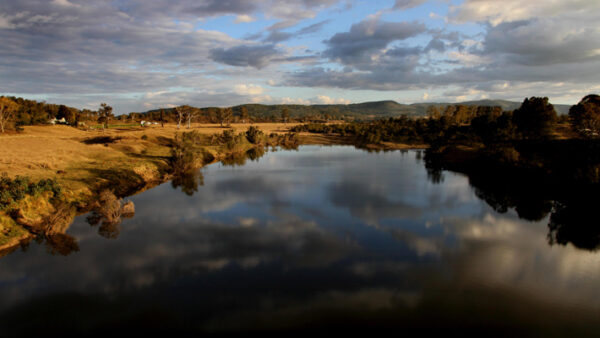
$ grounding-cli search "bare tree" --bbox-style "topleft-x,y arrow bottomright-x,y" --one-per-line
0,97 -> 17,133
184,105 -> 198,129
175,106 -> 184,129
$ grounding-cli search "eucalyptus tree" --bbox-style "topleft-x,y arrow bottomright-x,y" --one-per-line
0,97 -> 18,133
97,103 -> 113,129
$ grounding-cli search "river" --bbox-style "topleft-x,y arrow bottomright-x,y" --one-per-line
1,145 -> 599,336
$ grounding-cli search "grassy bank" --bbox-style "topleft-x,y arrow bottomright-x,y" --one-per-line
0,123 -> 302,252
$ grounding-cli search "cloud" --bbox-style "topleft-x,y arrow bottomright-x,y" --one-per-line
210,44 -> 283,69
281,97 -> 312,105
315,95 -> 350,104
480,19 -> 600,66
235,14 -> 255,23
323,17 -> 427,66
262,19 -> 331,43
297,19 -> 331,35
392,0 -> 427,11
234,84 -> 265,95
0,0 -> 598,111
51,0 -> 79,7
449,0 -> 600,26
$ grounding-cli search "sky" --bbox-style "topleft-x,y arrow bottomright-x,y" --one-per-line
0,0 -> 599,114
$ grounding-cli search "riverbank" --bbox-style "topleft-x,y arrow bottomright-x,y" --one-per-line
0,123 -> 288,252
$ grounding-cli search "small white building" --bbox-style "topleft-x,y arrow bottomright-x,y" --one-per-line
49,117 -> 68,125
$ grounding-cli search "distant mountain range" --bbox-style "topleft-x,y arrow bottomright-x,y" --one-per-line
140,99 -> 571,119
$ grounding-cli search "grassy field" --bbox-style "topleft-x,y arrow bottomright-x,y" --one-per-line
0,123 -> 293,179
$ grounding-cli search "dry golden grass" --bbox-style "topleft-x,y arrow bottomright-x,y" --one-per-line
0,123 -> 296,192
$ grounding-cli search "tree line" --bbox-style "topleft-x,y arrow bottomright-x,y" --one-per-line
0,96 -> 115,132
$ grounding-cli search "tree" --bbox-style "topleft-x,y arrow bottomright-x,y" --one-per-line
240,106 -> 249,124
0,97 -> 18,133
97,103 -> 113,129
281,107 -> 290,123
57,105 -> 78,125
512,97 -> 557,140
216,107 -> 232,127
175,106 -> 184,129
569,94 -> 600,138
183,105 -> 198,129
160,109 -> 165,127
426,106 -> 441,119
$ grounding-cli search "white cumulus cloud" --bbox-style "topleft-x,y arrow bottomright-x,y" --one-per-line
234,84 -> 265,96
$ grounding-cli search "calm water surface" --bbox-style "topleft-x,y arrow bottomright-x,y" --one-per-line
1,146 -> 599,336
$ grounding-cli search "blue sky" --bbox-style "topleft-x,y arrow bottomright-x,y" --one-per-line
0,0 -> 599,113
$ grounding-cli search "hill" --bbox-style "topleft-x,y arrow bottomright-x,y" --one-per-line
138,99 -> 571,121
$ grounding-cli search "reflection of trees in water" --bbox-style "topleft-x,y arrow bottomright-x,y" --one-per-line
171,169 -> 204,196
172,147 -> 267,196
424,151 -> 600,251
221,147 -> 267,167
423,151 -> 445,183
549,198 -> 600,251
86,190 -> 135,239
468,173 -> 553,222
11,202 -> 80,256
246,147 -> 266,161
44,233 -> 79,256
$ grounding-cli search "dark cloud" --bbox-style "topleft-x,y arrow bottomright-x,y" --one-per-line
263,19 -> 331,43
264,31 -> 294,43
323,18 -> 427,66
297,19 -> 331,35
480,19 -> 600,66
392,0 -> 427,10
424,38 -> 446,53
210,44 -> 283,69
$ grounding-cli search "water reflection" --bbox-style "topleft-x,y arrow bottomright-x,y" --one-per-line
424,152 -> 600,251
86,190 -> 136,239
549,197 -> 600,251
171,169 -> 204,196
0,146 -> 598,335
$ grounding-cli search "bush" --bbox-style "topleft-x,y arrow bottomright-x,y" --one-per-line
0,174 -> 61,210
170,131 -> 214,173
245,126 -> 264,144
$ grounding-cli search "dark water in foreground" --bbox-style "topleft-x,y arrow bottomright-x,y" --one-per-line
1,146 -> 599,336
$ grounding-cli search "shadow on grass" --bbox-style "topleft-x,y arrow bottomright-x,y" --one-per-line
82,136 -> 123,145
155,136 -> 174,147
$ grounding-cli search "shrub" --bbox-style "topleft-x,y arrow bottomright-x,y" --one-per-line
170,131 -> 214,173
0,174 -> 61,210
245,126 -> 264,144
